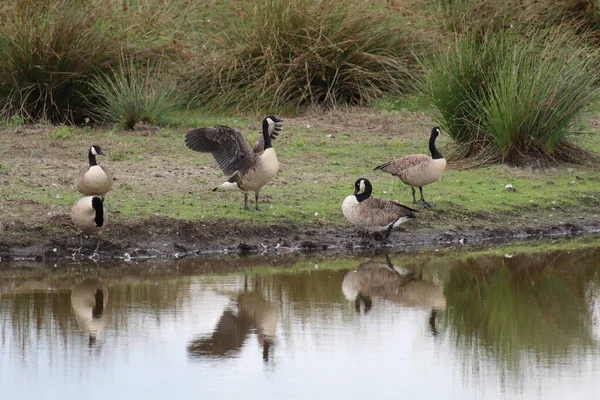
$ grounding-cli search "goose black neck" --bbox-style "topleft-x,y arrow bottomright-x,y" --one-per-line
92,197 -> 104,227
88,150 -> 98,166
262,119 -> 273,149
355,183 -> 372,203
429,131 -> 443,160
93,289 -> 104,318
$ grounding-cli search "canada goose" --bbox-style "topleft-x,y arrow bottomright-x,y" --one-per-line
374,126 -> 446,208
70,196 -> 107,252
71,278 -> 109,346
342,256 -> 446,334
342,178 -> 417,239
185,116 -> 283,210
76,145 -> 113,196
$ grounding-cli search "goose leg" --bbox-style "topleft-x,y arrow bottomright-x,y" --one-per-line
244,193 -> 249,210
78,233 -> 84,253
255,191 -> 260,211
418,186 -> 434,208
411,187 -> 418,204
383,223 -> 394,240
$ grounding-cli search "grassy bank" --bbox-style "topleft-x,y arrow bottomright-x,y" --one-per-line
0,107 -> 598,241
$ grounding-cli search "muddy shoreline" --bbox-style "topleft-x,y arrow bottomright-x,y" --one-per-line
1,214 -> 599,263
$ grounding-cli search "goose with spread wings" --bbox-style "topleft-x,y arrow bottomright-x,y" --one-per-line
185,116 -> 283,210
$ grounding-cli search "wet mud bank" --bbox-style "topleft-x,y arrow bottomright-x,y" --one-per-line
1,215 -> 599,263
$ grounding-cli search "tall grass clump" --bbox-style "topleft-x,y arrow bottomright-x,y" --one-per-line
192,0 -> 421,112
89,57 -> 182,129
422,28 -> 600,167
0,1 -> 118,123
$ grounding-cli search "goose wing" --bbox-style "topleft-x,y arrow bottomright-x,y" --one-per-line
363,196 -> 417,225
375,154 -> 431,175
185,126 -> 256,175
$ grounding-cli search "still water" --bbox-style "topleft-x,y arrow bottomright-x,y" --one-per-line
1,240 -> 600,400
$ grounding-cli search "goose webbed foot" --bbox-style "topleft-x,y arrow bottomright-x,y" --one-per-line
418,200 -> 434,208
418,187 -> 434,208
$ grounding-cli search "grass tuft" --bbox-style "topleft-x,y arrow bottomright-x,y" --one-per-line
89,57 -> 182,130
0,1 -> 118,123
191,0 -> 421,112
421,27 -> 600,167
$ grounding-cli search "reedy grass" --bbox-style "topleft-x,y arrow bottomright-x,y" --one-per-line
89,57 -> 182,129
191,0 -> 421,112
0,1 -> 118,123
422,27 -> 600,167
0,0 -> 213,124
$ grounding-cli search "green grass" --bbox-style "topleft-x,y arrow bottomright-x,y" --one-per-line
48,126 -> 72,140
0,107 -> 598,232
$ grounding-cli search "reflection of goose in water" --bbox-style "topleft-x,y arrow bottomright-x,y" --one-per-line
70,278 -> 109,346
187,276 -> 278,362
342,256 -> 446,334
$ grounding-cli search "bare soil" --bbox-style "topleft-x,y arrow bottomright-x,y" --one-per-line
1,212 -> 599,263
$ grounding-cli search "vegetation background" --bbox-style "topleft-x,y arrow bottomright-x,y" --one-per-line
0,0 -> 599,257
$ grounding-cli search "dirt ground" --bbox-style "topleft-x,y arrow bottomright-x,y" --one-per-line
1,210 -> 599,263
1,109 -> 599,262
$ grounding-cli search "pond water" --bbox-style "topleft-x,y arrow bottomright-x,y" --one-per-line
1,239 -> 600,400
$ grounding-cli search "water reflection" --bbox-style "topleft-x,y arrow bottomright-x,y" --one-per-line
0,241 -> 599,400
70,278 -> 109,347
342,255 -> 446,334
187,275 -> 278,362
442,248 -> 599,376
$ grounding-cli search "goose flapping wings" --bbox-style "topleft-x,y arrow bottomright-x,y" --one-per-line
185,126 -> 257,175
185,120 -> 283,174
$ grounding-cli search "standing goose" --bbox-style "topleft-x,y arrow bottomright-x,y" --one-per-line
70,196 -> 107,252
77,145 -> 112,197
374,126 -> 446,208
185,116 -> 283,210
342,178 -> 417,240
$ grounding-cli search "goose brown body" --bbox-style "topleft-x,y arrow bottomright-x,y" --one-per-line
185,116 -> 283,210
342,178 -> 417,239
76,145 -> 112,196
70,196 -> 107,234
375,127 -> 446,207
377,154 -> 446,188
77,165 -> 112,195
